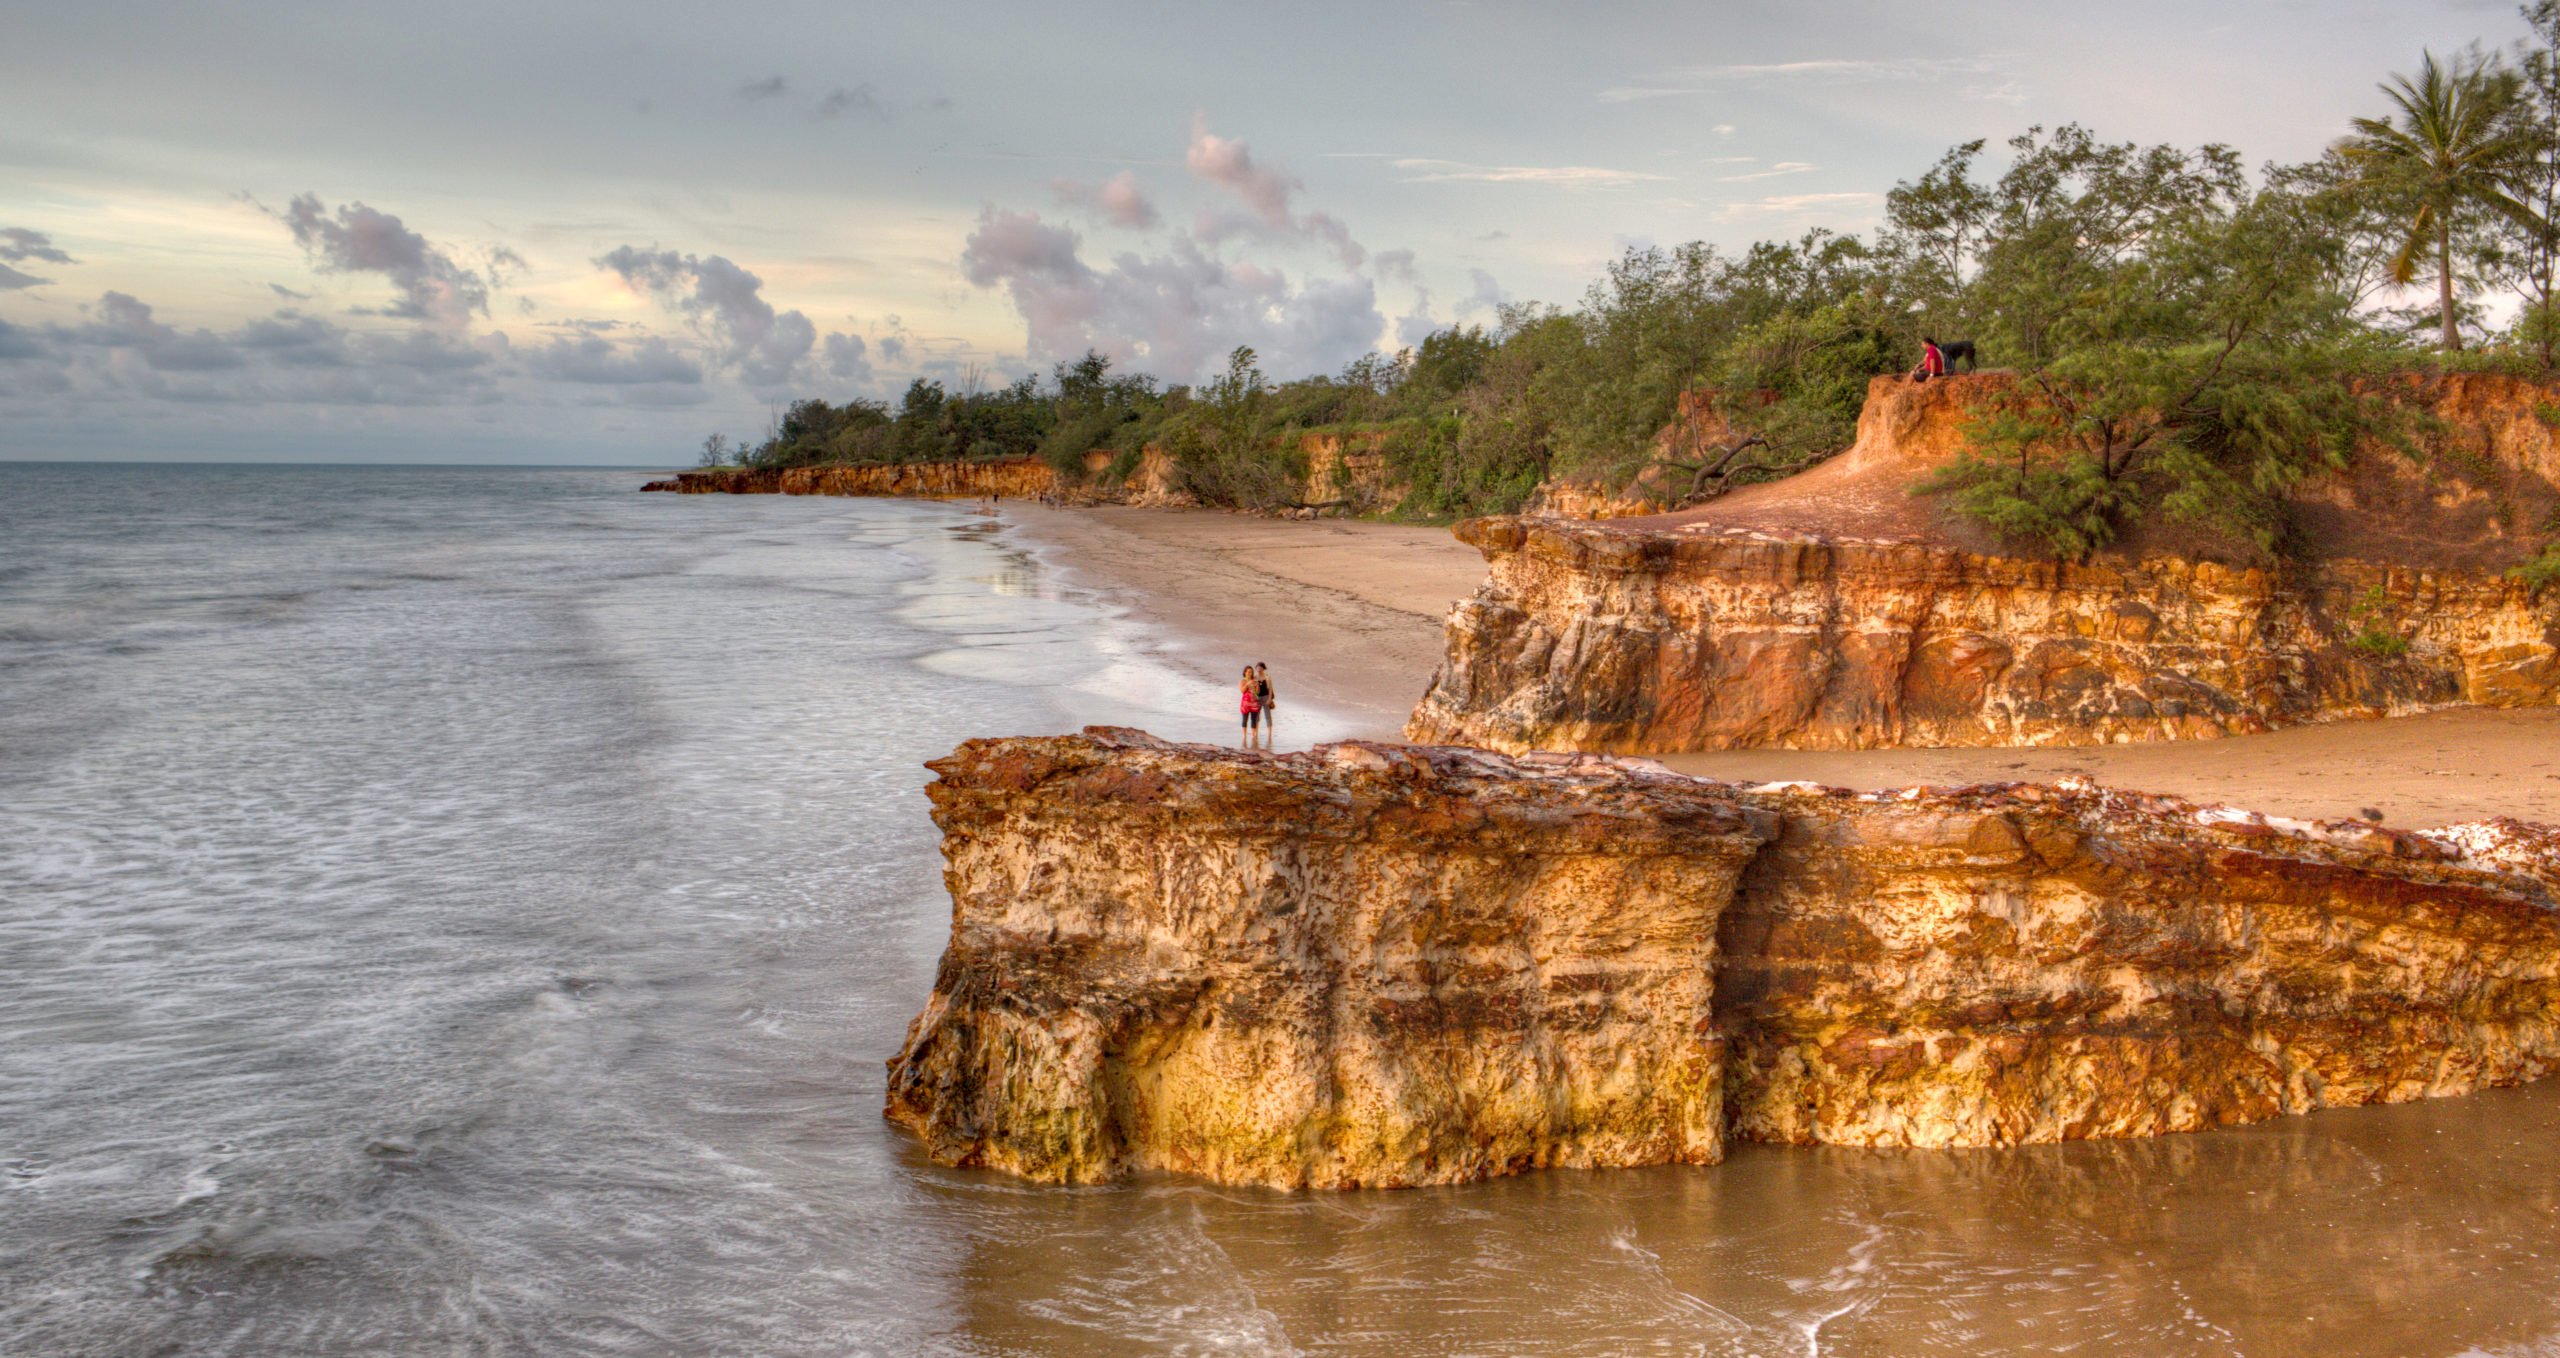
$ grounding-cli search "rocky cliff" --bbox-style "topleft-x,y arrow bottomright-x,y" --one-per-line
886,730 -> 2560,1187
643,431 -> 1399,512
1404,516 -> 2560,751
641,458 -> 1062,499
1409,372 -> 2560,752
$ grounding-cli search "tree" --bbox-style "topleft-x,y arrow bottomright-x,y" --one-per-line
2510,2 -> 2560,364
697,433 -> 731,467
1921,176 -> 2388,559
2338,49 -> 2536,351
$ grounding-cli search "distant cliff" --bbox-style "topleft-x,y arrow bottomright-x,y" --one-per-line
643,430 -> 1399,512
641,458 -> 1061,499
886,730 -> 2560,1188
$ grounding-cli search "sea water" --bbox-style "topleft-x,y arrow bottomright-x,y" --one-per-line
3,463 -> 2558,1358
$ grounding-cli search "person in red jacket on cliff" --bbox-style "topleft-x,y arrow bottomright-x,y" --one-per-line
1914,337 -> 1946,383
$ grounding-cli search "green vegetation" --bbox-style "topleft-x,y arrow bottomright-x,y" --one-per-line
709,12 -> 2560,555
2344,586 -> 2414,657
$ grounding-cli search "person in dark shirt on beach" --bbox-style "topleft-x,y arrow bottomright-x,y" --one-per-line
1253,663 -> 1276,746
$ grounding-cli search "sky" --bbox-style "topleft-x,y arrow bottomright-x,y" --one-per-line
0,0 -> 2535,464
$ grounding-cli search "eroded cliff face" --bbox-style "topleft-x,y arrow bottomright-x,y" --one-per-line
1412,370 -> 2560,752
1404,517 -> 2560,752
641,459 -> 1062,499
887,729 -> 1774,1188
886,730 -> 2560,1187
642,432 -> 1401,512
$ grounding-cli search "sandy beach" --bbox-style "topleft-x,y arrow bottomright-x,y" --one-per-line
1003,503 -> 1484,738
1008,503 -> 2560,829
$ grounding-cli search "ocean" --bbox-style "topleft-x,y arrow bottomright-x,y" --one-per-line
4,462 -> 2558,1358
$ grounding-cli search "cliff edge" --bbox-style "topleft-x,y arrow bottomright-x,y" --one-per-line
1408,372 -> 2560,752
887,729 -> 2560,1188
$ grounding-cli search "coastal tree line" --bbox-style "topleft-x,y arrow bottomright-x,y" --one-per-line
704,7 -> 2560,564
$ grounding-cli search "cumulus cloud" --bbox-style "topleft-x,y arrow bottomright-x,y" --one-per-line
1456,268 -> 1509,317
823,331 -> 872,384
1185,122 -> 1364,270
526,333 -> 703,385
8,289 -> 502,407
960,206 -> 1383,383
595,245 -> 823,386
282,194 -> 491,330
0,228 -> 73,265
0,263 -> 48,291
1053,169 -> 1160,230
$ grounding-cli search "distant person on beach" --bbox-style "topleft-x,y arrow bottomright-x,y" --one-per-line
1253,663 -> 1276,745
1239,665 -> 1263,746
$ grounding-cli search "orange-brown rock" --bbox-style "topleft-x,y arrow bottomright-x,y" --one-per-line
640,458 -> 1061,499
1404,516 -> 2560,751
1412,370 -> 2560,752
887,730 -> 2560,1188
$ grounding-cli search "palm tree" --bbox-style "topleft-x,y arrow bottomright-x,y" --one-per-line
2339,50 -> 2537,351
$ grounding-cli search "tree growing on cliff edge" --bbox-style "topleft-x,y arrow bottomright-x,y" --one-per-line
1920,178 -> 2396,560
2339,49 -> 2537,352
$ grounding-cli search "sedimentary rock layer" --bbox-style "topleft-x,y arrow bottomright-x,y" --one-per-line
1404,516 -> 2560,752
641,459 -> 1062,499
887,730 -> 2560,1188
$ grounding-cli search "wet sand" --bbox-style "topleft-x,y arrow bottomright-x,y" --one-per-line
1003,503 -> 1482,738
1007,503 -> 2560,829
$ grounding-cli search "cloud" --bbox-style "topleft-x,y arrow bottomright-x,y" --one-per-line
0,318 -> 45,360
1373,249 -> 1418,284
1185,121 -> 1364,269
736,75 -> 787,101
64,292 -> 244,371
1053,169 -> 1160,230
1391,158 -> 1670,188
1720,191 -> 1884,220
1602,55 -> 2005,102
1456,268 -> 1508,317
823,332 -> 872,384
817,83 -> 887,120
1187,122 -> 1298,227
12,289 -> 502,407
526,333 -> 703,385
1716,161 -> 1815,183
595,245 -> 818,386
960,205 -> 1385,384
0,262 -> 48,291
282,194 -> 490,331
268,282 -> 312,300
0,228 -> 74,265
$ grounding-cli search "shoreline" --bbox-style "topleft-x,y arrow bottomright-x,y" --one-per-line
999,502 -> 1479,741
1000,501 -> 2560,828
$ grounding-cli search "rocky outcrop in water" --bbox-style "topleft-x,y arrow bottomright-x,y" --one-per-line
886,730 -> 2560,1187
